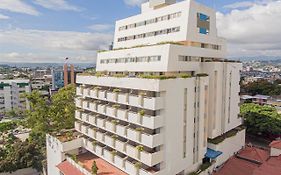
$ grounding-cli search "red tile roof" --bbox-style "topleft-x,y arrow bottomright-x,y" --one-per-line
213,157 -> 258,175
77,152 -> 128,175
57,161 -> 84,175
269,140 -> 281,149
238,146 -> 269,163
214,146 -> 281,175
252,155 -> 281,175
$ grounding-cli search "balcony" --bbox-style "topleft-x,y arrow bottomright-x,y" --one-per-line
79,126 -> 163,167
78,101 -> 163,130
82,138 -> 161,175
76,87 -> 83,96
76,111 -> 163,148
76,85 -> 164,111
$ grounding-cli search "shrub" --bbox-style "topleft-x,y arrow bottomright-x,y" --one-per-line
138,110 -> 145,116
196,73 -> 209,77
199,162 -> 212,171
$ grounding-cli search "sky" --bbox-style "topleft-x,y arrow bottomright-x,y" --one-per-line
0,0 -> 280,63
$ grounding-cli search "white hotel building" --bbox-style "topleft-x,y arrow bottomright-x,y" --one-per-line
47,0 -> 245,175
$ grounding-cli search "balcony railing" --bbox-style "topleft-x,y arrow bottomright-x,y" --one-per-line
76,102 -> 163,129
75,112 -> 163,148
77,125 -> 163,167
82,138 -> 161,175
76,87 -> 164,110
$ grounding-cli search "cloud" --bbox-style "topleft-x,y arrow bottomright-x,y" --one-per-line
217,0 -> 281,57
0,52 -> 97,63
0,14 -> 9,20
223,1 -> 255,9
0,29 -> 113,51
33,0 -> 81,11
123,0 -> 147,6
88,24 -> 113,32
0,0 -> 40,16
0,29 -> 113,62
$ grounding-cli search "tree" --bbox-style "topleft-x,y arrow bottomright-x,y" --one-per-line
240,103 -> 281,135
24,84 -> 76,134
0,140 -> 44,173
241,79 -> 281,96
91,161 -> 98,175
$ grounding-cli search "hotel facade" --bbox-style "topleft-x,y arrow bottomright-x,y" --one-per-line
47,0 -> 245,175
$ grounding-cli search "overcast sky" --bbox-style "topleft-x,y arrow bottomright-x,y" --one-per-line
0,0 -> 280,63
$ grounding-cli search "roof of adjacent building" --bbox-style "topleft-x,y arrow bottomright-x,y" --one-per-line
269,140 -> 281,149
238,146 -> 269,163
57,152 -> 129,175
57,161 -> 84,175
213,157 -> 259,175
76,152 -> 128,175
253,95 -> 270,100
214,146 -> 281,175
252,155 -> 281,175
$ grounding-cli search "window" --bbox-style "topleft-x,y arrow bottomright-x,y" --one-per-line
100,55 -> 161,64
118,12 -> 182,31
117,26 -> 181,42
197,13 -> 210,35
179,56 -> 200,62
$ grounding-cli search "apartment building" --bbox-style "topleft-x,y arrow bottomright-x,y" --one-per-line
0,79 -> 31,113
47,0 -> 245,175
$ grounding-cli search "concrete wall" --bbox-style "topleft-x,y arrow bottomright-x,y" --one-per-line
208,129 -> 246,165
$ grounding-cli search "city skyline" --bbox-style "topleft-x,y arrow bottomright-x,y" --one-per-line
0,0 -> 280,63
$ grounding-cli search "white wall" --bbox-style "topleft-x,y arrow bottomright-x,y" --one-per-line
208,129 -> 245,165
97,44 -> 225,73
46,134 -> 82,175
201,62 -> 242,138
270,147 -> 281,157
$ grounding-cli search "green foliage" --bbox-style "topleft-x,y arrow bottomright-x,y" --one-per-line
112,74 -> 126,78
179,73 -> 192,78
208,127 -> 242,144
196,73 -> 209,77
91,161 -> 98,175
240,103 -> 281,135
138,74 -> 177,80
188,172 -> 199,175
136,145 -> 144,152
0,121 -> 17,132
199,162 -> 212,171
70,154 -> 78,162
241,79 -> 281,96
134,162 -> 142,169
25,84 -> 76,134
138,110 -> 145,116
0,140 -> 45,173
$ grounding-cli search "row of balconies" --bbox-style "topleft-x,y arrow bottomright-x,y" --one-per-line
78,101 -> 163,129
77,87 -> 163,110
82,137 -> 161,175
75,122 -> 163,167
75,112 -> 163,148
75,99 -> 163,129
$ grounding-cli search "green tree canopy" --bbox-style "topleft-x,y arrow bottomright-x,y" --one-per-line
241,79 -> 281,96
240,103 -> 281,135
25,84 -> 76,134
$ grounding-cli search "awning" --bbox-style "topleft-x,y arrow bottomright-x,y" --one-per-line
205,148 -> 223,159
